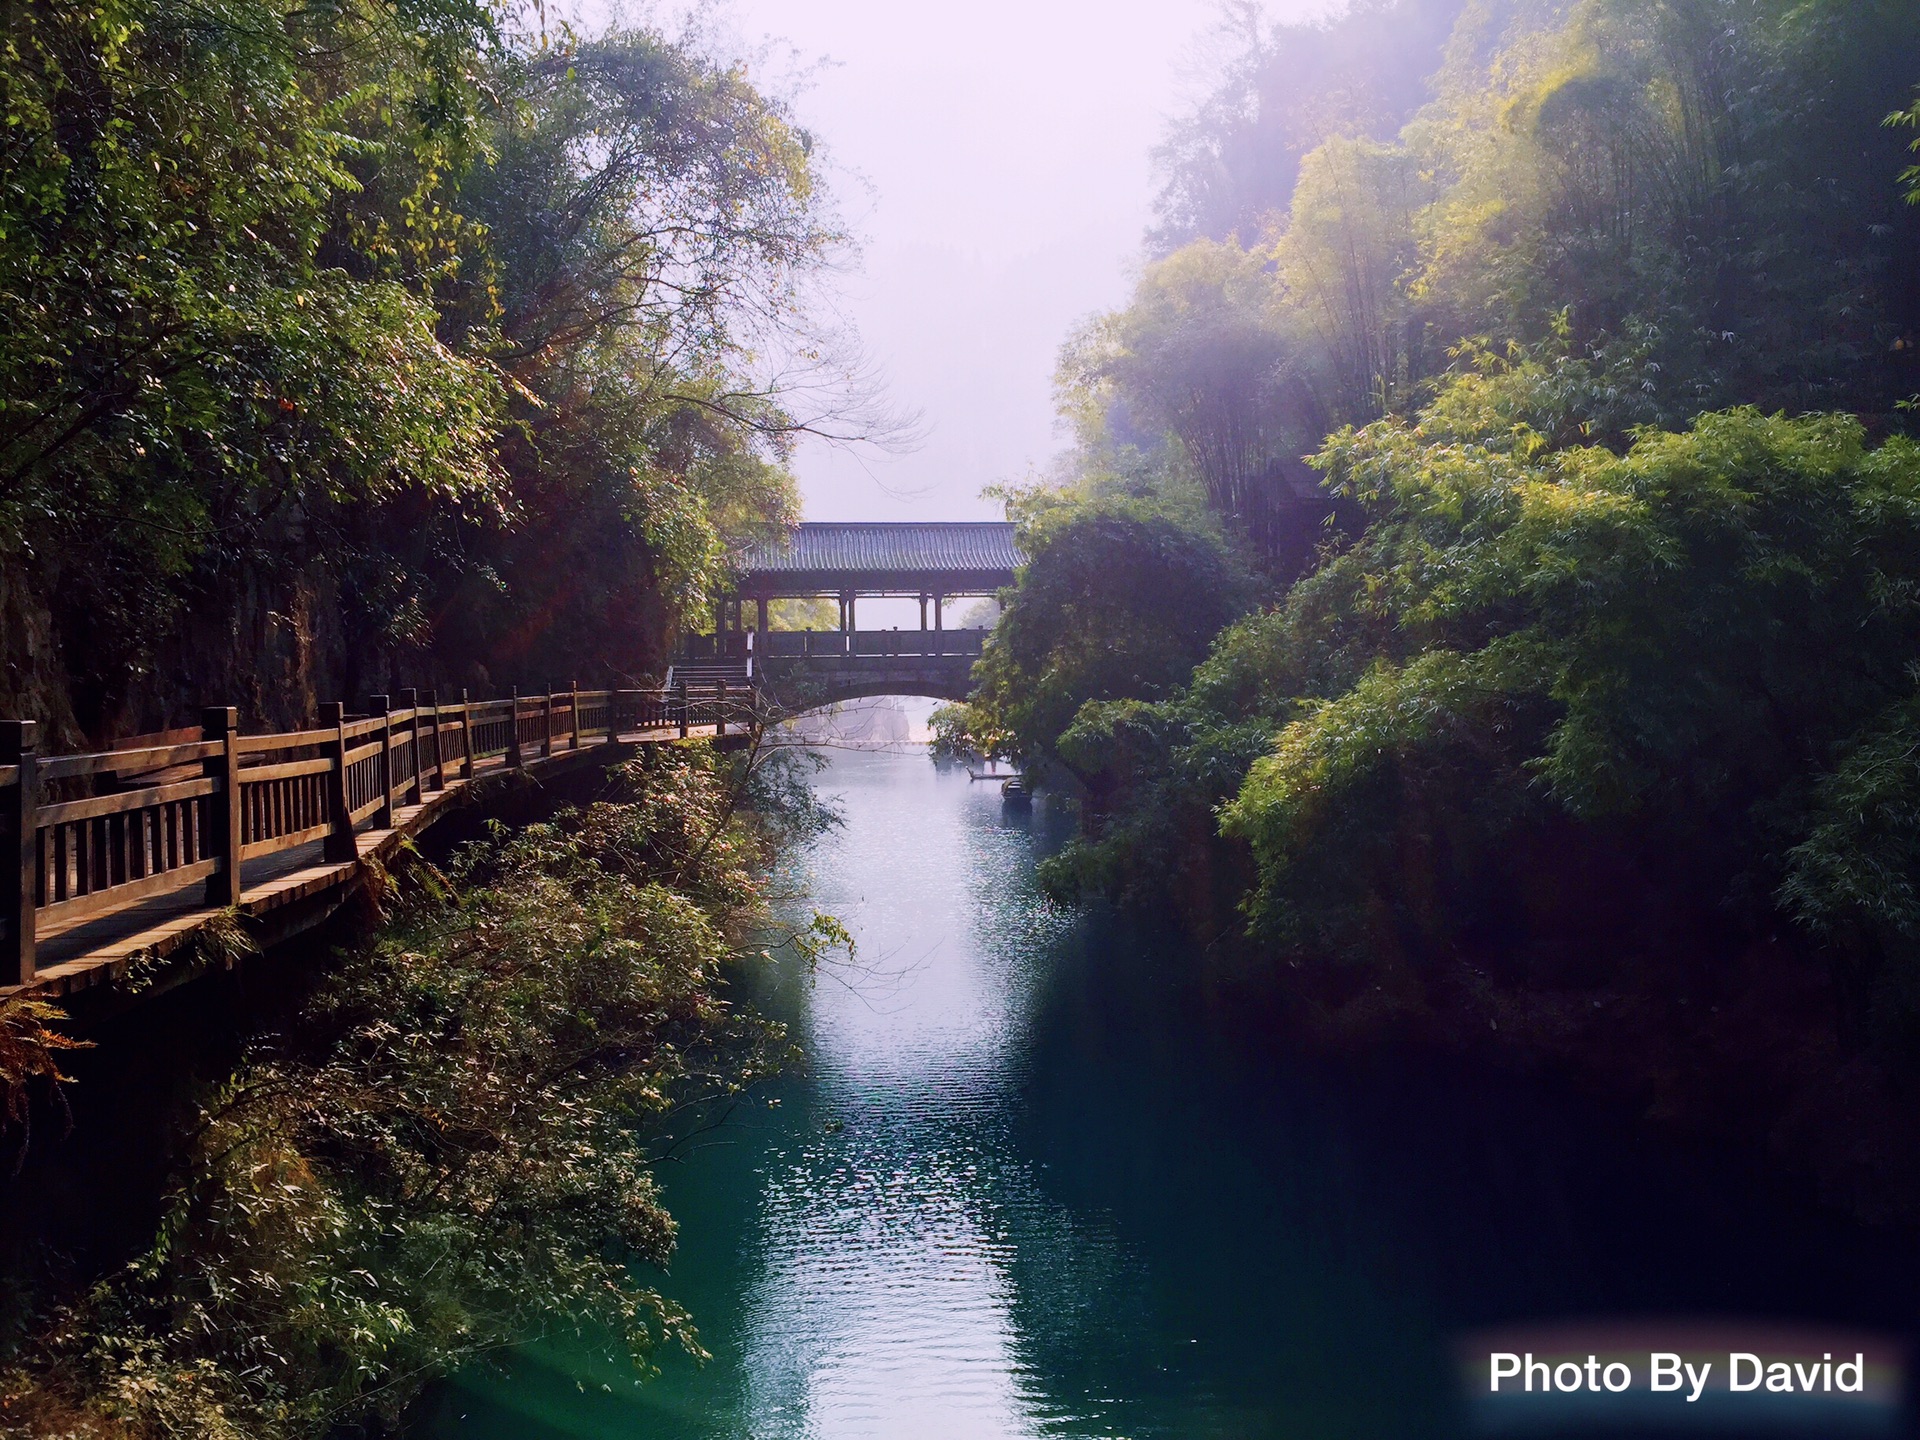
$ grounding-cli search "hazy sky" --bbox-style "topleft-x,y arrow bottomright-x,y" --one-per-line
684,0 -> 1319,522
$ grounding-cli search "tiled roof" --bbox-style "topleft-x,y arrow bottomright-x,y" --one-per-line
739,522 -> 1021,577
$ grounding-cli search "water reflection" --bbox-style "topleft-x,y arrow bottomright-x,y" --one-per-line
732,752 -> 1092,1437
423,748 -> 1918,1440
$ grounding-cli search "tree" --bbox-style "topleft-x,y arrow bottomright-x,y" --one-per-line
3,748 -> 843,1437
1058,241 -> 1331,574
1150,0 -> 1467,251
427,25 -> 836,686
1064,0 -> 1920,596
1219,378 -> 1920,982
1890,90 -> 1920,205
0,2 -> 846,738
972,502 -> 1254,772
0,0 -> 507,734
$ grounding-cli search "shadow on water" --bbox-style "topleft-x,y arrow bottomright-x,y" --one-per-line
418,748 -> 1920,1440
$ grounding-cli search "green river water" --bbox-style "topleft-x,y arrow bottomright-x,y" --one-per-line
420,746 -> 1917,1439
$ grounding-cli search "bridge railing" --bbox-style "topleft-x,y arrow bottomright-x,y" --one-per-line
745,628 -> 988,660
682,632 -> 751,662
1,683 -> 759,988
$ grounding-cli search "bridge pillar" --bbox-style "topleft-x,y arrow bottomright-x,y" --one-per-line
756,596 -> 769,635
3,720 -> 38,986
201,706 -> 245,908
933,590 -> 943,631
365,696 -> 395,828
919,593 -> 928,629
320,703 -> 357,863
423,689 -> 445,790
398,688 -> 422,802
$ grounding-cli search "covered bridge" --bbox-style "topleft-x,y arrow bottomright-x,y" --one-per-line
686,521 -> 1023,703
724,521 -> 1020,634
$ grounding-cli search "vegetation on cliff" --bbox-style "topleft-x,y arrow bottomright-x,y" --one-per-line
0,745 -> 842,1438
0,0 -> 846,742
968,0 -> 1920,1206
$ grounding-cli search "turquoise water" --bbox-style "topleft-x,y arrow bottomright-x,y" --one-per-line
421,748 -> 1915,1439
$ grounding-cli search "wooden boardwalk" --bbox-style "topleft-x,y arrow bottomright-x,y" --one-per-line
2,688 -> 748,1004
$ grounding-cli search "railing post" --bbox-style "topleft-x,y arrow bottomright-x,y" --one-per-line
396,687 -> 422,804
606,690 -> 622,747
320,701 -> 357,863
570,679 -> 581,750
459,688 -> 474,780
367,695 -> 394,827
716,677 -> 727,740
507,687 -> 523,770
677,679 -> 688,739
542,688 -> 554,759
3,720 -> 39,987
201,707 -> 243,907
422,689 -> 444,792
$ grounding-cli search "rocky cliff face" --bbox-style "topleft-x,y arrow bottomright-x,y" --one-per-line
1,556 -> 509,749
0,560 -> 80,747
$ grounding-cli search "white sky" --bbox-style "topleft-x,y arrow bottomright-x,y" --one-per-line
690,0 -> 1319,521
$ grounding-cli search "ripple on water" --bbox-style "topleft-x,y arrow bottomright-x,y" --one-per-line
423,748 -> 1920,1440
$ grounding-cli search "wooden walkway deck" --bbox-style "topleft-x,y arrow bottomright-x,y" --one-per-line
3,690 -> 746,1005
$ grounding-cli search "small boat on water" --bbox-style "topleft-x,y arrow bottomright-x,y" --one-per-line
964,757 -> 1030,803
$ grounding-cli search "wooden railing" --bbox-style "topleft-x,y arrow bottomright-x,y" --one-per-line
1,683 -> 754,987
695,628 -> 990,661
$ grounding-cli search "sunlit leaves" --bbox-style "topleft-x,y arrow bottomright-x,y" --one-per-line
12,747 -> 821,1437
1225,385 -> 1920,954
0,0 -> 834,733
1888,93 -> 1920,206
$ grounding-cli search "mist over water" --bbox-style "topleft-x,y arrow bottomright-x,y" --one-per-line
424,747 -> 1918,1440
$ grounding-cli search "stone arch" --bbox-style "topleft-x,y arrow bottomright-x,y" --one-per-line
751,652 -> 978,713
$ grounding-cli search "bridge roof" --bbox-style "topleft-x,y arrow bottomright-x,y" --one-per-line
737,522 -> 1020,594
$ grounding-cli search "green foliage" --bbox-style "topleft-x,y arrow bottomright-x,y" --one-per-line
1027,4 -> 1920,978
1781,692 -> 1920,1035
1890,92 -> 1920,206
770,597 -> 840,631
433,28 -> 831,681
1150,0 -> 1468,250
1784,693 -> 1920,939
0,0 -> 507,721
927,703 -> 976,759
1033,349 -> 1920,1008
1057,241 -> 1335,575
1074,0 -> 1920,580
972,501 -> 1255,771
0,998 -> 88,1135
926,701 -> 1010,762
1399,0 -> 1920,415
2,748 -> 839,1437
1215,386 -> 1920,963
0,0 -> 838,738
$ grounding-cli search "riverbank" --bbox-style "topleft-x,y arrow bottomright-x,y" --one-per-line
0,744 -> 830,1440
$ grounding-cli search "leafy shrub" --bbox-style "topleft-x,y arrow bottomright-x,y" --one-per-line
973,503 -> 1256,768
1220,390 -> 1920,971
1,747 -> 840,1438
